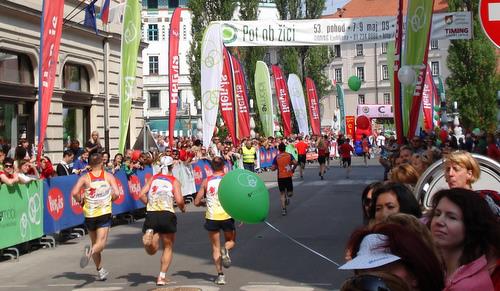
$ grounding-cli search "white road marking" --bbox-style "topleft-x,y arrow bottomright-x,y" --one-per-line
489,3 -> 500,21
71,288 -> 123,291
0,286 -> 29,288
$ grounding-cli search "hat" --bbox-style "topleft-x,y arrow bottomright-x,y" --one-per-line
160,156 -> 174,167
339,234 -> 401,270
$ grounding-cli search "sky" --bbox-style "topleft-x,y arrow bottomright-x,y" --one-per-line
322,0 -> 351,15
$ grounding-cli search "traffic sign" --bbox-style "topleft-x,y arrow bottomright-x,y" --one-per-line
479,0 -> 500,48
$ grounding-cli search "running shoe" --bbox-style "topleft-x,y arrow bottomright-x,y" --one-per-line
97,267 -> 109,281
156,275 -> 167,286
220,247 -> 231,268
287,192 -> 293,198
142,229 -> 154,247
281,208 -> 287,216
214,274 -> 226,285
79,245 -> 92,268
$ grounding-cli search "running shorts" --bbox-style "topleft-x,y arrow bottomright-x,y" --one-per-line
278,177 -> 293,192
204,218 -> 235,232
318,156 -> 326,164
342,157 -> 352,167
298,154 -> 306,165
143,211 -> 177,234
85,214 -> 112,231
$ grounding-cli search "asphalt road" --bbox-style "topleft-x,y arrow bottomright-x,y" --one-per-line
0,157 -> 384,291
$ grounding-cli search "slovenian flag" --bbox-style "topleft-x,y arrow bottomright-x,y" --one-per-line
100,0 -> 110,24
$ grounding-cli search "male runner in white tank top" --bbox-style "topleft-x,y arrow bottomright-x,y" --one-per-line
138,155 -> 186,286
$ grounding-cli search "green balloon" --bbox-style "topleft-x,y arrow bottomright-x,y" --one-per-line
348,76 -> 361,91
434,115 -> 440,121
433,106 -> 441,112
218,169 -> 270,224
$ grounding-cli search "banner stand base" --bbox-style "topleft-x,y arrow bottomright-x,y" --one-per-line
2,247 -> 19,262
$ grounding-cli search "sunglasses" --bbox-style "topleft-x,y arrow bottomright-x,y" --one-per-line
4,164 -> 13,168
345,274 -> 391,291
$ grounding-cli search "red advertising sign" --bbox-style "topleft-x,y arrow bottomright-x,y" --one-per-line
479,0 -> 500,48
37,0 -> 65,162
271,65 -> 293,136
231,55 -> 251,139
219,47 -> 237,145
345,115 -> 356,139
168,8 -> 182,147
305,77 -> 321,135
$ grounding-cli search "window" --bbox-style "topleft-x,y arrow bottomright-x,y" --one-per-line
430,40 -> 439,50
381,42 -> 388,54
356,44 -> 363,56
168,0 -> 179,8
333,45 -> 341,58
63,63 -> 90,92
147,0 -> 158,9
358,94 -> 365,105
149,56 -> 159,75
149,91 -> 160,109
0,50 -> 34,85
148,24 -> 159,41
382,65 -> 389,80
356,67 -> 365,81
335,68 -> 343,83
383,93 -> 391,104
431,61 -> 440,76
63,106 -> 88,149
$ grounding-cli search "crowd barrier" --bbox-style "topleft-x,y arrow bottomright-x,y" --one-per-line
0,167 -> 153,250
0,182 -> 43,250
258,147 -> 278,169
191,159 -> 233,192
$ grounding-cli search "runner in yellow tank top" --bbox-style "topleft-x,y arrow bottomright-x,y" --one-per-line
71,153 -> 119,281
194,157 -> 236,285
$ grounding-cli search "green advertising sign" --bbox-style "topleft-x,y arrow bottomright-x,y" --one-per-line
402,0 -> 433,135
118,0 -> 142,154
0,181 -> 43,249
254,61 -> 274,137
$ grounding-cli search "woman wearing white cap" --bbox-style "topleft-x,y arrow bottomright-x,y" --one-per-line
138,155 -> 186,286
340,223 -> 444,291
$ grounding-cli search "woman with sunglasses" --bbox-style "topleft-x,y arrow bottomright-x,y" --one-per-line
0,157 -> 19,186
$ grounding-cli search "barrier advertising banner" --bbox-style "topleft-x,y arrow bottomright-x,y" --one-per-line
168,8 -> 182,148
37,0 -> 64,161
118,0 -> 141,154
201,23 -> 224,147
254,61 -> 274,137
0,182 -> 43,249
217,12 -> 471,47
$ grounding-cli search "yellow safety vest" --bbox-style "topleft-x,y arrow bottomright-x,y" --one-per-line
242,146 -> 256,163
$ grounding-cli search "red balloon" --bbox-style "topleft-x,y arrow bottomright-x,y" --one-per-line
356,115 -> 370,130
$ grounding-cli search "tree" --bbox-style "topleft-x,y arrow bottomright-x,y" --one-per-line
447,0 -> 499,131
237,0 -> 266,134
187,0 -> 238,103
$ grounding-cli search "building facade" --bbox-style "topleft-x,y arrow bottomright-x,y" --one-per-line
0,0 -> 145,162
320,0 -> 450,132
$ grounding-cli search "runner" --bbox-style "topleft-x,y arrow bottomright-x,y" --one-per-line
361,134 -> 371,167
138,156 -> 186,286
271,142 -> 298,216
70,153 -> 120,281
194,156 -> 236,285
324,135 -> 331,169
317,136 -> 328,180
339,138 -> 355,178
295,136 -> 309,179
